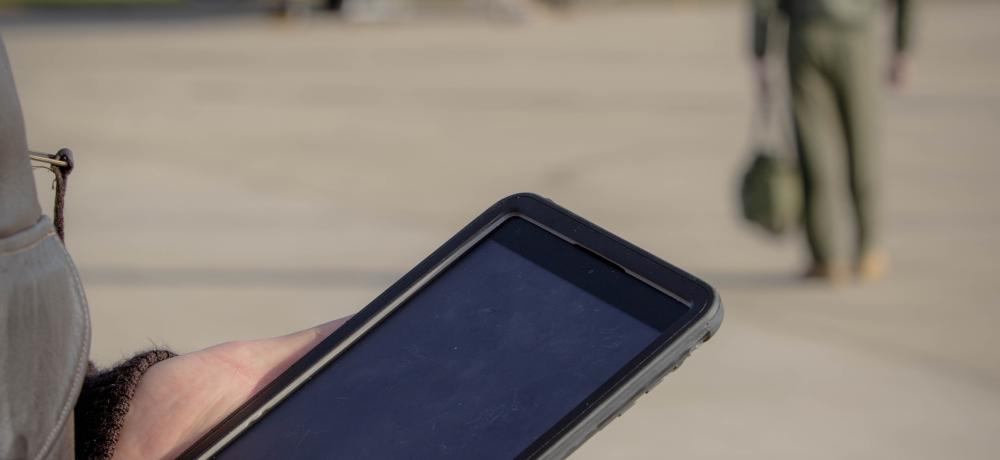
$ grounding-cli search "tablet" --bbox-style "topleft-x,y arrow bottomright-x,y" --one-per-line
180,193 -> 722,459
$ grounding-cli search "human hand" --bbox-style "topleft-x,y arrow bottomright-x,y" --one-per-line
888,53 -> 907,88
111,316 -> 350,459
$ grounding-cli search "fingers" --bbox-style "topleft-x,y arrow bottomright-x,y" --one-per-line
309,316 -> 353,342
272,315 -> 352,358
242,315 -> 353,389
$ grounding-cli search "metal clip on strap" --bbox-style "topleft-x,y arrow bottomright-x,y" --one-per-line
29,148 -> 74,242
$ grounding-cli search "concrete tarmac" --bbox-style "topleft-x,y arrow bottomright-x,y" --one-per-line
4,2 -> 999,458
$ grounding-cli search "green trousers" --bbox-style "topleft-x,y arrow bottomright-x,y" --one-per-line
788,20 -> 881,266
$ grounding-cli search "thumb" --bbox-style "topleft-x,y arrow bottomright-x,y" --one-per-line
241,316 -> 352,388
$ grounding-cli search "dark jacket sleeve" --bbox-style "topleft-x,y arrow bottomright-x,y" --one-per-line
751,0 -> 779,58
74,350 -> 177,460
894,0 -> 913,53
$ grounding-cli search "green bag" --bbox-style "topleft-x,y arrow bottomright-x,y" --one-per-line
740,148 -> 802,234
740,87 -> 801,235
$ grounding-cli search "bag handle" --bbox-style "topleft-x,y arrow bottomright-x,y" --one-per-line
749,60 -> 793,156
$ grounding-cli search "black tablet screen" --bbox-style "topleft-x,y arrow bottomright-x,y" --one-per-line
218,217 -> 689,459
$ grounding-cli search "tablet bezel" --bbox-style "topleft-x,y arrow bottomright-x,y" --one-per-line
179,193 -> 718,459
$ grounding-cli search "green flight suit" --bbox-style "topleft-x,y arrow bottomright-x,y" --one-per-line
752,0 -> 912,266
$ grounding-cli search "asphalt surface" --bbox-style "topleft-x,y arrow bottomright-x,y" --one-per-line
4,2 -> 999,458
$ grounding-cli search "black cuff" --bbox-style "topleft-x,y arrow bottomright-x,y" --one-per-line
74,349 -> 176,460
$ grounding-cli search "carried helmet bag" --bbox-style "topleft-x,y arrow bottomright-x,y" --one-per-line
739,89 -> 802,235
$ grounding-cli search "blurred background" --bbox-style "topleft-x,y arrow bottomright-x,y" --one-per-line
3,0 -> 999,458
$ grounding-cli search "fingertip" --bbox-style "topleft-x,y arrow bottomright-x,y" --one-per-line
313,315 -> 352,339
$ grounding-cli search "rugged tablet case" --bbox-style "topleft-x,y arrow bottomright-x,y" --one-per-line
179,193 -> 723,460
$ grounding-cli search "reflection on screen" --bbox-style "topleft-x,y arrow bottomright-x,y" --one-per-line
219,219 -> 686,459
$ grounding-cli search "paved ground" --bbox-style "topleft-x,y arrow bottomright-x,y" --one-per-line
4,2 -> 1000,458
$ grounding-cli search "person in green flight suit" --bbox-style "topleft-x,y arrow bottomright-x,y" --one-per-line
752,0 -> 913,282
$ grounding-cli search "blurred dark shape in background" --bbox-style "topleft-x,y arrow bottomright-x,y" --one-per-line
0,0 -> 564,23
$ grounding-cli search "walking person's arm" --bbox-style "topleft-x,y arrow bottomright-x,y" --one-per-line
889,0 -> 914,88
750,0 -> 779,98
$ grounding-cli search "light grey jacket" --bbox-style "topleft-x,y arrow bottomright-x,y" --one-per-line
0,36 -> 91,460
